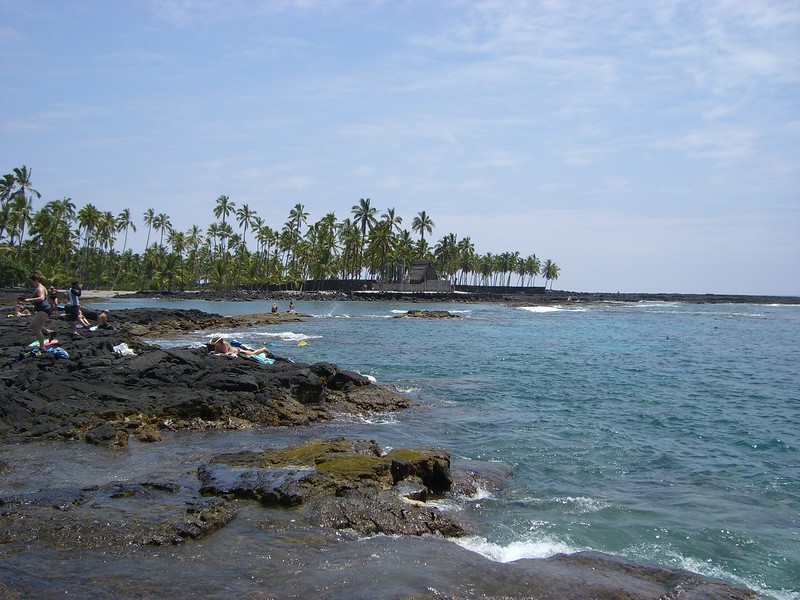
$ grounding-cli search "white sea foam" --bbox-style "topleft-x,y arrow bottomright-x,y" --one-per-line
518,306 -> 562,313
258,331 -> 322,342
205,330 -> 241,340
427,498 -> 463,512
551,495 -> 611,513
633,301 -> 681,308
392,385 -> 420,394
453,535 -> 577,562
517,305 -> 587,313
637,548 -> 791,600
454,483 -> 494,501
336,413 -> 398,425
519,495 -> 612,514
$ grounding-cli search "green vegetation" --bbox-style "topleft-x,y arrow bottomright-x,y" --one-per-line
0,165 -> 560,291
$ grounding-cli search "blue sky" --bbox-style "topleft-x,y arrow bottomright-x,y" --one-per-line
2,0 -> 798,295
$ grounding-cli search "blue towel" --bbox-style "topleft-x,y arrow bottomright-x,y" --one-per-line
250,354 -> 275,365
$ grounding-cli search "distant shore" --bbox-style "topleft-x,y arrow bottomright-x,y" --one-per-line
2,287 -> 798,308
90,289 -> 800,306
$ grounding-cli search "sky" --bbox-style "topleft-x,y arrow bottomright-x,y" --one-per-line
1,0 -> 799,295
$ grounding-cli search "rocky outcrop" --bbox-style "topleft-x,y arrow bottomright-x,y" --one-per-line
394,309 -> 459,318
199,438 -> 465,537
0,482 -> 237,549
0,308 -> 413,446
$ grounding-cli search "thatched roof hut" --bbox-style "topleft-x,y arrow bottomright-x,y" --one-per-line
408,260 -> 438,284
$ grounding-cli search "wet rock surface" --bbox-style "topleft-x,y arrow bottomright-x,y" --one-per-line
199,438 -> 464,537
0,482 -> 237,549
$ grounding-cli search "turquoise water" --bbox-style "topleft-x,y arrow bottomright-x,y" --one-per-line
8,297 -> 799,598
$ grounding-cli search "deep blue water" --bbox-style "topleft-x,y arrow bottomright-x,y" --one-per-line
3,297 -> 799,598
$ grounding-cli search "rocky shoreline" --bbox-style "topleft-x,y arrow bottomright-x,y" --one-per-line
0,304 -> 757,598
2,285 -> 798,307
105,288 -> 800,305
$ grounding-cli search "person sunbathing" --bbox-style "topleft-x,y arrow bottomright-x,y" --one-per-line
14,302 -> 32,317
211,336 -> 273,358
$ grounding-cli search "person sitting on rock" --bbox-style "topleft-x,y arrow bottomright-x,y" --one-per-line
96,310 -> 113,329
271,303 -> 278,313
14,301 -> 32,317
211,335 -> 273,359
78,309 -> 91,329
8,302 -> 31,317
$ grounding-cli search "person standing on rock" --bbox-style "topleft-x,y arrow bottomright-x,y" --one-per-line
48,285 -> 59,309
66,280 -> 82,337
22,274 -> 53,348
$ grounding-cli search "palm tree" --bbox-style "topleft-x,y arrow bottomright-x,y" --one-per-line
412,211 -> 434,243
352,198 -> 377,278
206,222 -> 221,259
143,208 -> 156,255
77,203 -> 101,282
236,203 -> 257,246
365,220 -> 393,280
7,192 -> 34,256
153,212 -> 172,248
115,209 -> 136,255
456,236 -> 475,285
381,207 -> 403,234
434,233 -> 458,280
30,197 -> 76,271
213,195 -> 235,226
185,225 -> 204,288
524,254 -> 541,287
112,208 -> 136,289
167,229 -> 186,261
255,224 -> 276,278
218,221 -> 233,286
288,203 -> 309,238
286,203 -> 309,272
338,218 -> 362,280
0,172 -> 18,241
479,253 -> 495,286
213,195 -> 235,260
505,251 -> 520,287
10,166 -> 40,255
386,229 -> 414,283
92,211 -> 117,287
542,259 -> 561,290
155,253 -> 183,292
415,237 -> 432,262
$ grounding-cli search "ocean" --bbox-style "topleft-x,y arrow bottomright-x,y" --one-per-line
1,298 -> 798,598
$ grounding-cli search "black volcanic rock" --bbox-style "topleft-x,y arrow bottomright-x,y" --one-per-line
0,309 -> 413,446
